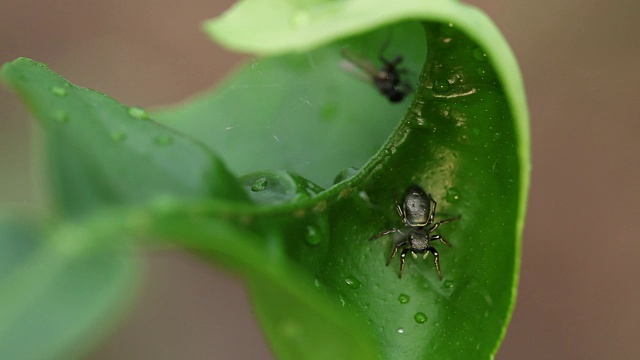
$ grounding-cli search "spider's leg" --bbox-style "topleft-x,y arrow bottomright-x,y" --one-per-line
399,248 -> 411,278
427,215 -> 461,233
393,190 -> 405,224
386,240 -> 407,266
370,228 -> 402,241
426,246 -> 442,280
430,234 -> 452,247
427,193 -> 437,224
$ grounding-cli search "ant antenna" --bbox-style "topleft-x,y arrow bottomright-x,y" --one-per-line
377,27 -> 395,63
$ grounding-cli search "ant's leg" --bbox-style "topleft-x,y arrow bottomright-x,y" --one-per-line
428,215 -> 462,233
399,248 -> 411,278
430,234 -> 452,247
426,247 -> 442,280
370,228 -> 402,241
386,55 -> 403,66
386,240 -> 406,266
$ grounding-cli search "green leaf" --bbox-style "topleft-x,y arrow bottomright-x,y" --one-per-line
1,58 -> 248,218
155,21 -> 426,187
140,207 -> 382,359
1,0 -> 530,358
158,1 -> 529,359
0,214 -> 141,360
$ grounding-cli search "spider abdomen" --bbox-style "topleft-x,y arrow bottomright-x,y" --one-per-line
403,185 -> 433,227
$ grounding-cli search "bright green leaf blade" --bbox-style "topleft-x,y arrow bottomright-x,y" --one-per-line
0,215 -> 141,360
206,0 -> 487,56
1,0 -> 529,358
155,21 -> 427,187
139,208 -> 382,359
160,1 -> 528,358
0,58 -> 248,218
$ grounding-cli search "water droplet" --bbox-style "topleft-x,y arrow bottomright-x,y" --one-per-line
279,319 -> 302,338
440,22 -> 455,37
50,86 -> 67,97
344,276 -> 361,289
476,66 -> 488,78
305,225 -> 322,246
414,312 -> 428,324
333,167 -> 359,184
397,294 -> 410,304
110,131 -> 126,143
128,106 -> 149,120
293,192 -> 310,202
446,187 -> 460,202
251,177 -> 267,192
473,47 -> 487,61
443,279 -> 454,288
154,135 -> 173,146
484,293 -> 494,306
397,328 -> 405,334
53,110 -> 69,123
433,79 -> 450,93
290,11 -> 311,28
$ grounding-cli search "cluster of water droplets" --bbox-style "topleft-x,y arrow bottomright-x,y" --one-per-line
47,83 -> 178,148
50,85 -> 70,123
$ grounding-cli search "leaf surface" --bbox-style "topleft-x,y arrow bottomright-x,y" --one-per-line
0,215 -> 140,360
155,1 -> 530,356
1,0 -> 529,358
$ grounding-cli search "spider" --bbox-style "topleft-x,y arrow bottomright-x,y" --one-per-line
370,184 -> 460,280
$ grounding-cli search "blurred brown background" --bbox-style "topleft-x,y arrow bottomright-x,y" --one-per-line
1,0 -> 638,359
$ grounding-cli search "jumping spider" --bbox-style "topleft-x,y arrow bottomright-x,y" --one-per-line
370,184 -> 460,280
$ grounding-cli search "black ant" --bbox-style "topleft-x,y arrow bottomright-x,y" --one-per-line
341,40 -> 412,103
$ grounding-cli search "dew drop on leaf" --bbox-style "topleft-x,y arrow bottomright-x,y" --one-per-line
290,11 -> 311,28
128,106 -> 149,120
433,79 -> 450,93
344,276 -> 361,289
333,167 -> 359,185
251,177 -> 268,192
446,187 -> 460,202
110,131 -> 126,143
292,192 -> 310,203
414,312 -> 428,324
153,135 -> 173,146
443,279 -> 455,289
279,319 -> 303,338
397,328 -> 405,334
53,110 -> 69,123
397,294 -> 410,304
304,225 -> 322,246
473,47 -> 487,61
50,86 -> 67,97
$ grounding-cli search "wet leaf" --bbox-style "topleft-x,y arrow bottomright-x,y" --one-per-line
0,215 -> 140,360
1,0 -> 529,358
